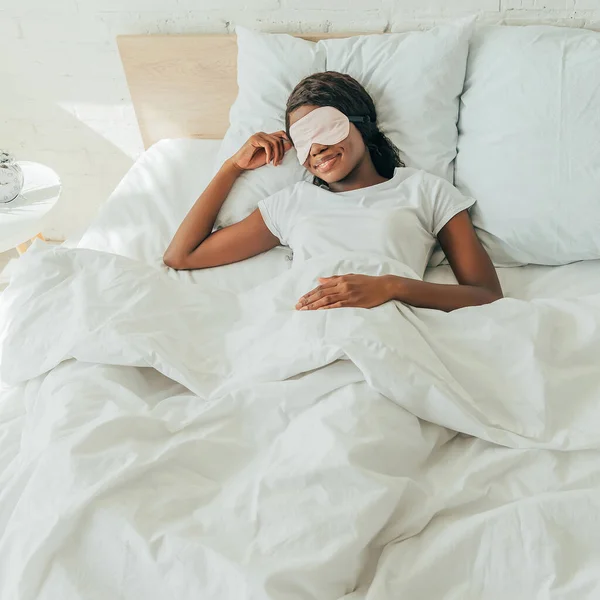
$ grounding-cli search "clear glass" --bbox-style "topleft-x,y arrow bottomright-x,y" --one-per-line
0,151 -> 24,204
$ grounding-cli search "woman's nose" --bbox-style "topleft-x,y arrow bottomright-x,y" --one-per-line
310,143 -> 329,156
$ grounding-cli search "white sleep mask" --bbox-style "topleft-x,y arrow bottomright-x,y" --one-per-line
289,106 -> 371,165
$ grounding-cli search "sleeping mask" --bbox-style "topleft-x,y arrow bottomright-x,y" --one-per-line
289,106 -> 371,165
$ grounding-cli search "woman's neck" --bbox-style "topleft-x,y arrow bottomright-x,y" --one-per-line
326,154 -> 390,193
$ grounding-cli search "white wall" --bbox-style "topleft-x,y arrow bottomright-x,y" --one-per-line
2,0 -> 600,241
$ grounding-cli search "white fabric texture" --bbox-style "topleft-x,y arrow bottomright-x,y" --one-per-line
455,24 -> 600,266
214,19 -> 474,231
76,138 -> 293,291
212,26 -> 325,228
78,138 -> 222,264
2,243 -> 600,598
257,166 -> 475,276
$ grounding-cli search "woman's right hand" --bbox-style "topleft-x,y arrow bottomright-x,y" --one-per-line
229,130 -> 293,172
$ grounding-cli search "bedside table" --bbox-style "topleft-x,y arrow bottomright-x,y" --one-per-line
0,161 -> 61,255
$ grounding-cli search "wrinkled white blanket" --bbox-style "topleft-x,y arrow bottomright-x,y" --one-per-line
2,244 -> 600,599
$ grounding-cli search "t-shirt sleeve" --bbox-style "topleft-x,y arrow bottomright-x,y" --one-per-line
421,172 -> 477,236
256,182 -> 301,246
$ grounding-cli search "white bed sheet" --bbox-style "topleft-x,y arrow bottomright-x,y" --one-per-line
1,240 -> 600,599
426,258 -> 600,300
6,125 -> 600,596
69,138 -> 298,295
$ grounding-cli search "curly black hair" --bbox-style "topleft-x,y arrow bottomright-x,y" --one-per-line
285,71 -> 404,189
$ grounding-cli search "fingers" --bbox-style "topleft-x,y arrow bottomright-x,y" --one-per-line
280,132 -> 293,149
274,129 -> 291,145
273,131 -> 291,163
296,280 -> 340,309
254,131 -> 292,166
267,131 -> 292,165
316,301 -> 345,310
266,136 -> 279,165
269,136 -> 278,164
298,293 -> 345,311
254,134 -> 271,163
297,281 -> 339,304
267,135 -> 279,165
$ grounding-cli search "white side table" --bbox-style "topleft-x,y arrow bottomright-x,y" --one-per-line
0,161 -> 61,255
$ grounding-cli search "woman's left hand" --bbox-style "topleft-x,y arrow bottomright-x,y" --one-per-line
295,274 -> 394,311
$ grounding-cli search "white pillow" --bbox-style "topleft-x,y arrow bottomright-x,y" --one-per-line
321,17 -> 474,182
214,20 -> 475,230
77,138 -> 292,290
455,25 -> 600,266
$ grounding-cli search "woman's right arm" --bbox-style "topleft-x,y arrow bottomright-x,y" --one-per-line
163,130 -> 292,271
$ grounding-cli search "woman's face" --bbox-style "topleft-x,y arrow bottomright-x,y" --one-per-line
288,105 -> 366,183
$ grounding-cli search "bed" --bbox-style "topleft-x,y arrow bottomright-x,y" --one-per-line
2,25 -> 600,600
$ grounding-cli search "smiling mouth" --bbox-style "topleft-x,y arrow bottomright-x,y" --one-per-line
315,154 -> 340,172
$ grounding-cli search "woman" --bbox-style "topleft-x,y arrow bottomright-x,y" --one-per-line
164,71 -> 503,312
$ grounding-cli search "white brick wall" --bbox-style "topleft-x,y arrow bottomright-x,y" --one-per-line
2,0 -> 600,241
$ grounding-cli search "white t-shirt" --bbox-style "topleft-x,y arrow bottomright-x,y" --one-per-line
257,166 -> 476,278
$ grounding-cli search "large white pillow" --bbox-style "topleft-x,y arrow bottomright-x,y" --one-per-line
214,20 -> 474,229
321,18 -> 474,182
77,138 -> 292,290
455,25 -> 600,266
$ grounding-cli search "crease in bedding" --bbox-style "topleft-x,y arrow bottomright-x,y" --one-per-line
1,243 -> 600,599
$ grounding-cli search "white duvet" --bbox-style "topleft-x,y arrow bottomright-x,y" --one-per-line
2,243 -> 600,599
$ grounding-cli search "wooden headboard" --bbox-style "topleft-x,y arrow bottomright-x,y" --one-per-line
116,32 -> 362,149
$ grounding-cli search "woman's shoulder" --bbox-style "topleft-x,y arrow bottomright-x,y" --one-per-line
280,178 -> 317,199
263,178 -> 304,202
396,166 -> 444,183
396,167 -> 463,195
390,166 -> 433,192
295,178 -> 334,198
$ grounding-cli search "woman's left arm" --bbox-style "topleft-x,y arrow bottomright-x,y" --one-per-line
385,210 -> 503,311
295,210 -> 503,312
